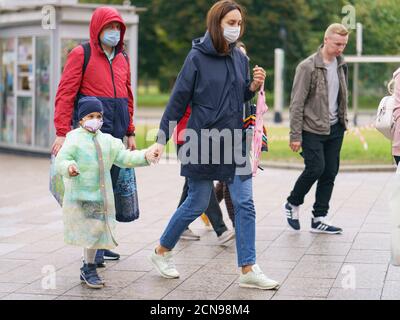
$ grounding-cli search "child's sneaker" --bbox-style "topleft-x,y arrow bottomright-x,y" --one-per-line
80,263 -> 104,289
239,264 -> 280,290
284,202 -> 300,230
149,250 -> 180,279
311,217 -> 343,234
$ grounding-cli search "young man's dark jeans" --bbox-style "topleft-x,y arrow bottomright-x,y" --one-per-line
287,123 -> 345,218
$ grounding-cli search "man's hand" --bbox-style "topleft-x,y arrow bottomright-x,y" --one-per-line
290,141 -> 302,152
68,164 -> 80,177
127,136 -> 136,151
51,136 -> 66,156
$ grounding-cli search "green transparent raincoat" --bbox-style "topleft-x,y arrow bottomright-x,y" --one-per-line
55,127 -> 148,249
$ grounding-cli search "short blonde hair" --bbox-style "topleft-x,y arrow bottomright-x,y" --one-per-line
325,23 -> 349,38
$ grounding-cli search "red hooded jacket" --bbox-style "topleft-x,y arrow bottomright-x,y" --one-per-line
54,7 -> 135,138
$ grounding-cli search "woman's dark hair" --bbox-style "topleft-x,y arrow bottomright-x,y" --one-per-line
207,0 -> 245,55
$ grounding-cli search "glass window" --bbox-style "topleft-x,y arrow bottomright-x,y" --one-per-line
35,37 -> 50,148
17,37 -> 33,92
0,38 -> 16,143
61,39 -> 88,72
16,96 -> 32,145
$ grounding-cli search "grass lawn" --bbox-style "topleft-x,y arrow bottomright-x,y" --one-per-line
261,127 -> 393,165
134,124 -> 393,165
137,85 -> 380,110
137,85 -> 170,107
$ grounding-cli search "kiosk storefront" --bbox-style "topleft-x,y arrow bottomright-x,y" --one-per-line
0,0 -> 143,153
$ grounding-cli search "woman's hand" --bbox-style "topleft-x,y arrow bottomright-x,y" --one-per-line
250,65 -> 266,92
145,144 -> 159,164
151,143 -> 165,163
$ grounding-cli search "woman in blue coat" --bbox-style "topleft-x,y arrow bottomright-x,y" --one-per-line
149,0 -> 279,290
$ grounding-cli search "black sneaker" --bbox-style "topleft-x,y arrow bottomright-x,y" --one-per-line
311,218 -> 343,234
80,263 -> 104,289
284,202 -> 300,230
103,249 -> 120,261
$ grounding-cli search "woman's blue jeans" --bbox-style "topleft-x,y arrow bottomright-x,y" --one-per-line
160,175 -> 256,267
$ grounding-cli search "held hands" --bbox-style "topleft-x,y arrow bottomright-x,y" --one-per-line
68,164 -> 80,177
290,141 -> 302,153
145,143 -> 165,164
250,65 -> 266,92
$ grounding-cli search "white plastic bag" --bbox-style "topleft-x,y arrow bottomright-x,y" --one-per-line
375,79 -> 395,140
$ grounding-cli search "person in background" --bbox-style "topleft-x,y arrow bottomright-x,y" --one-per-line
284,23 -> 349,234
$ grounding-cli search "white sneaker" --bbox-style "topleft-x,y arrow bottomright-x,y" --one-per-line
239,264 -> 280,290
218,230 -> 235,245
180,228 -> 201,241
149,250 -> 180,279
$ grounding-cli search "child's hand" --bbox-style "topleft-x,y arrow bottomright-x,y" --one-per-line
68,164 -> 80,177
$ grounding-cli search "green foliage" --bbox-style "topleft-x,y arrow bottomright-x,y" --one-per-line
80,0 -> 400,101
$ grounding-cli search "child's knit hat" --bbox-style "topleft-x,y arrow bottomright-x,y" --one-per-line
78,96 -> 104,120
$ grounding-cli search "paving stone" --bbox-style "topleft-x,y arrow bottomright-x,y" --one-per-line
217,283 -> 275,300
1,293 -> 58,300
352,233 -> 391,251
306,242 -> 352,256
327,288 -> 381,300
386,265 -> 400,281
332,263 -> 387,289
290,260 -> 343,279
381,281 -> 400,300
176,272 -> 237,294
164,290 -> 220,300
345,250 -> 391,264
0,154 -> 395,301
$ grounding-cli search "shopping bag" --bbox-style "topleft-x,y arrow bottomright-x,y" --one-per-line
114,168 -> 140,222
49,155 -> 64,206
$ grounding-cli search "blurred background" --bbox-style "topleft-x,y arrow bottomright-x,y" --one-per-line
1,0 -> 399,166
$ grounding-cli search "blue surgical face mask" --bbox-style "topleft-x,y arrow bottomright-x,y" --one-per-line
101,29 -> 120,47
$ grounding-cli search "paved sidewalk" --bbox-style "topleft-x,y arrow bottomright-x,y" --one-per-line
0,153 -> 399,300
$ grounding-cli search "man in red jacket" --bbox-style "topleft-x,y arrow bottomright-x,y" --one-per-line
52,6 -> 136,264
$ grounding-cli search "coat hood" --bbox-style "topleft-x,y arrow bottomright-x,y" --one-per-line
90,6 -> 126,53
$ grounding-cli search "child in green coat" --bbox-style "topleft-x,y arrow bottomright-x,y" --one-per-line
55,96 -> 155,289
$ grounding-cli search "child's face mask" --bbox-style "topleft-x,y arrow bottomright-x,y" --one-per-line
83,118 -> 103,133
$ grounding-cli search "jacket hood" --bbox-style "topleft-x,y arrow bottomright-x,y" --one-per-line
192,32 -> 233,57
90,6 -> 126,53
